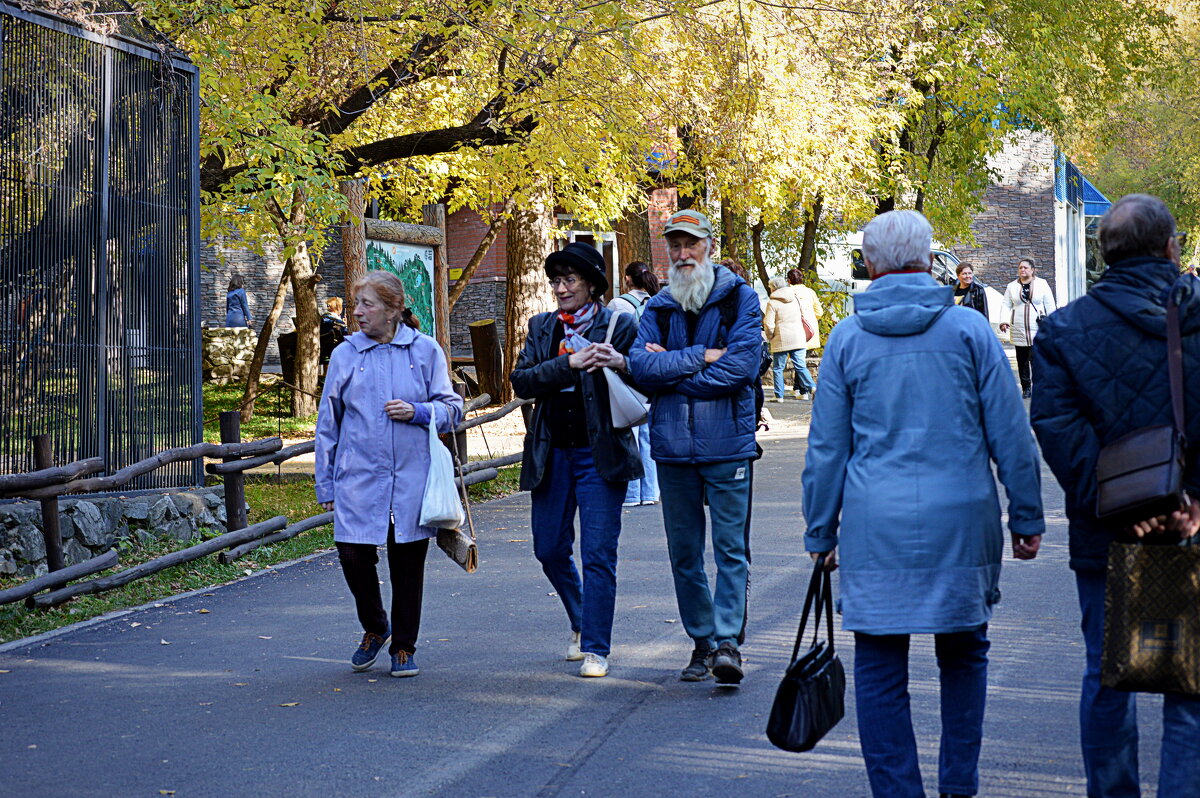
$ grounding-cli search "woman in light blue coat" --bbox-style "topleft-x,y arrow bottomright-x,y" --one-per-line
802,211 -> 1044,798
315,271 -> 463,678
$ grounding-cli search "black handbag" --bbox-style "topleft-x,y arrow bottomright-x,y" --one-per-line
1095,287 -> 1187,526
766,553 -> 846,752
1102,540 -> 1200,695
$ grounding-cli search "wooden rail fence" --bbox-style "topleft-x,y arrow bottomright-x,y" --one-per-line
0,393 -> 531,610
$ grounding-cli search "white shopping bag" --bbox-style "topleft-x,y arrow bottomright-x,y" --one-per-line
418,416 -> 466,529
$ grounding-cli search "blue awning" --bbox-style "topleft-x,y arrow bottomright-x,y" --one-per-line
1083,177 -> 1111,217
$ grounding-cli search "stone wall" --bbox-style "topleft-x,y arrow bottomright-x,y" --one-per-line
0,487 -> 243,578
449,278 -> 508,358
202,328 -> 257,384
950,132 -> 1057,296
201,233 -> 347,368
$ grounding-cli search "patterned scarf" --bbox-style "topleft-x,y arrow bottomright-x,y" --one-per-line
557,301 -> 600,356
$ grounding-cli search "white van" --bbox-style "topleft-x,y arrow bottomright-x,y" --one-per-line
817,233 -> 1004,326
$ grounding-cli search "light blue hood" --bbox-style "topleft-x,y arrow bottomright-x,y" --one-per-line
854,272 -> 953,336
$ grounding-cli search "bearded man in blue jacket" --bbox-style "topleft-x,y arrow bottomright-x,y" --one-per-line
1031,193 -> 1200,798
628,209 -> 762,685
802,210 -> 1044,798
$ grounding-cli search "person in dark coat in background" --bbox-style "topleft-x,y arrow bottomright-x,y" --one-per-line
1032,193 -> 1200,797
510,242 -> 643,679
953,262 -> 988,318
225,274 -> 253,328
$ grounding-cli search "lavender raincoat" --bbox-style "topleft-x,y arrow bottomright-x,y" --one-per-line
315,326 -> 463,545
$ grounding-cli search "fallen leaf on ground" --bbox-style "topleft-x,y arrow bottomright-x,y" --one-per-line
197,609 -> 210,614
27,745 -> 36,749
160,639 -> 171,645
507,539 -> 528,543
0,669 -> 10,674
130,622 -> 141,628
199,702 -> 213,706
159,791 -> 175,795
279,702 -> 299,707
437,638 -> 451,642
631,605 -> 647,609
332,688 -> 342,692
233,683 -> 248,686
664,619 -> 677,624
367,679 -> 377,683
257,636 -> 272,640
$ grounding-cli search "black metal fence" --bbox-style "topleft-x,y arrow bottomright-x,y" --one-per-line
0,3 -> 202,488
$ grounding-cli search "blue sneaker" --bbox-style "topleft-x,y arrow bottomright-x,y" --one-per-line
390,650 -> 419,678
351,629 -> 390,672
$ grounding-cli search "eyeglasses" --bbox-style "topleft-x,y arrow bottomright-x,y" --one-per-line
548,276 -> 580,289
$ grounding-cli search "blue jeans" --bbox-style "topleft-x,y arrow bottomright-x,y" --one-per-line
854,626 -> 990,797
623,423 -> 660,504
530,446 -> 625,657
1075,569 -> 1200,797
771,349 -> 815,398
656,459 -> 751,648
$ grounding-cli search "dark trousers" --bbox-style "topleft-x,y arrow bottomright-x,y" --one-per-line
337,533 -> 429,655
1015,345 -> 1033,391
854,626 -> 990,797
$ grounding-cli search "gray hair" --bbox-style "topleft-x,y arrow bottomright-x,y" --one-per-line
861,210 -> 933,275
768,275 -> 787,292
1098,194 -> 1176,265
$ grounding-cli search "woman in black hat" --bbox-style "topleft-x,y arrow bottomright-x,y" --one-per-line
509,242 -> 644,678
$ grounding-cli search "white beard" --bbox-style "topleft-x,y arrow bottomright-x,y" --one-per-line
668,259 -> 715,314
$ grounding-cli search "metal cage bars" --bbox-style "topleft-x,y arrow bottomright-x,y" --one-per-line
0,3 -> 202,489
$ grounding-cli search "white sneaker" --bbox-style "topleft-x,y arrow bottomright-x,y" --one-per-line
580,652 -> 609,677
566,631 -> 583,661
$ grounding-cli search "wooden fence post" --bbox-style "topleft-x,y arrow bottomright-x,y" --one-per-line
453,383 -> 468,464
32,435 -> 65,572
219,412 -> 248,532
468,319 -> 503,405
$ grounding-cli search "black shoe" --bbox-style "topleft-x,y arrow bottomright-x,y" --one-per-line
711,642 -> 744,685
680,646 -> 713,681
1021,387 -> 1032,399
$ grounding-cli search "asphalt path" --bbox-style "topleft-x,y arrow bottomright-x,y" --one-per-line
0,401 -> 1166,797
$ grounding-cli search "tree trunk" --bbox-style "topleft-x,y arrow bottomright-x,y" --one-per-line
501,180 -> 556,403
749,221 -> 771,291
240,259 -> 293,423
720,197 -> 738,261
799,194 -> 824,275
339,179 -> 367,332
614,195 -> 653,269
289,237 -> 322,417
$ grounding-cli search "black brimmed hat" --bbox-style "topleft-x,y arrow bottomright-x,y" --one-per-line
544,242 -> 609,296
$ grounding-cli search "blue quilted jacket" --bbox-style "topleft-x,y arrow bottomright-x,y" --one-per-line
628,266 -> 762,464
1031,257 -> 1200,572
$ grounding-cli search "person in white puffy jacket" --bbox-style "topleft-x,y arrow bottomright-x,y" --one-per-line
1000,257 -> 1056,398
762,268 -> 822,400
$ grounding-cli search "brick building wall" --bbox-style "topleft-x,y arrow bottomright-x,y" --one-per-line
950,131 -> 1057,296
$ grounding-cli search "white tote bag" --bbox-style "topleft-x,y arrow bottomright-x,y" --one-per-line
603,315 -> 649,429
418,416 -> 466,529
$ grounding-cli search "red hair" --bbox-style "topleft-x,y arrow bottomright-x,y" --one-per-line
355,271 -> 419,329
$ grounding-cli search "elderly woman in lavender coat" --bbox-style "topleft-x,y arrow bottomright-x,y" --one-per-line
315,271 -> 463,679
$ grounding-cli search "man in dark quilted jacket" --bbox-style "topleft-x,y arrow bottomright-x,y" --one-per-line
1031,193 -> 1200,797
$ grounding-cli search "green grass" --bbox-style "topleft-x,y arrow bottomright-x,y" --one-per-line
202,378 -> 319,443
0,467 -> 522,644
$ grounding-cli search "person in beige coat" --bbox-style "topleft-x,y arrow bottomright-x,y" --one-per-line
763,269 -> 822,400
